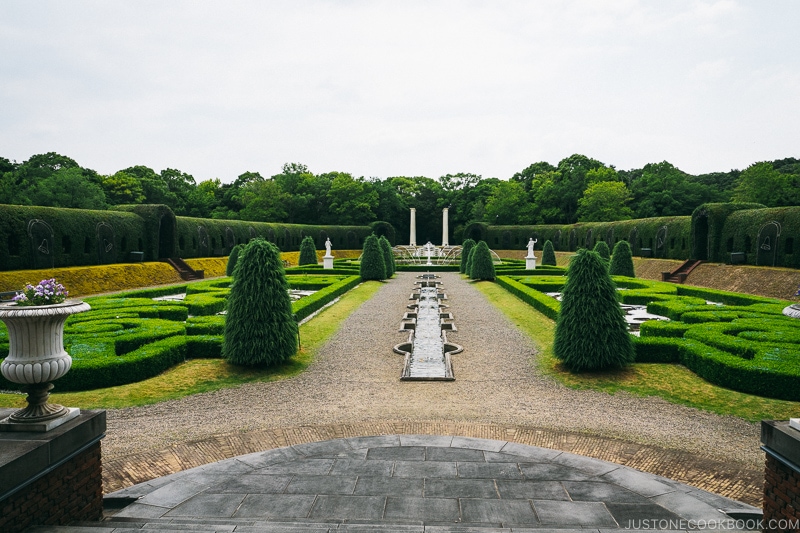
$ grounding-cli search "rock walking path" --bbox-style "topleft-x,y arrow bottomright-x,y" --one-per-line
103,272 -> 762,506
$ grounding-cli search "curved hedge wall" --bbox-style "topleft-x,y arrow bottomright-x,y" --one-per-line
0,203 -> 390,271
468,217 -> 693,260
719,206 -> 800,268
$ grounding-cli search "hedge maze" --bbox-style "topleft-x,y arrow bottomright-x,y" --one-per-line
496,274 -> 800,401
0,271 -> 361,392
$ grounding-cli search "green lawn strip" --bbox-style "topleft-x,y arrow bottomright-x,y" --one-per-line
474,280 -> 800,423
0,281 -> 383,410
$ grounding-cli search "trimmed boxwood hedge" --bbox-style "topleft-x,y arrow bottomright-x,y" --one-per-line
0,203 -> 390,270
495,273 -> 800,400
0,272 -> 363,391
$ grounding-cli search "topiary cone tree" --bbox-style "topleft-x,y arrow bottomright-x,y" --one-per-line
609,240 -> 635,277
298,235 -> 318,266
553,248 -> 634,372
460,239 -> 476,274
469,240 -> 496,281
542,240 -> 557,266
593,240 -> 611,262
360,234 -> 386,281
222,239 -> 298,366
378,235 -> 395,278
226,243 -> 244,277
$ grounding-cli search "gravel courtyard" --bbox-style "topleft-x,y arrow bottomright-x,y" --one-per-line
103,271 -> 762,502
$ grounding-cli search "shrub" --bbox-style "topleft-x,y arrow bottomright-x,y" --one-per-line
379,235 -> 395,277
553,249 -> 634,372
470,241 -> 496,281
226,244 -> 244,276
460,239 -> 476,274
593,240 -> 611,261
298,236 -> 318,266
360,234 -> 386,281
542,240 -> 557,266
222,239 -> 297,366
609,240 -> 635,277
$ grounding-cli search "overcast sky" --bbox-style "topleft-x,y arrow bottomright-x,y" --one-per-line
1,1 -> 798,183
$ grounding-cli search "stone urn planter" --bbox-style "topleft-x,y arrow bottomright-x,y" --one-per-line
0,299 -> 90,429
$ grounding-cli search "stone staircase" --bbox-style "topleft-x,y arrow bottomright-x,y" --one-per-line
661,259 -> 702,284
163,257 -> 205,281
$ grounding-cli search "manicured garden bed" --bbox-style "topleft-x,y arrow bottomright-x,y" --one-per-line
0,274 -> 361,392
497,274 -> 800,401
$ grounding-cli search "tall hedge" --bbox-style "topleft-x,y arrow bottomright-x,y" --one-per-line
593,240 -> 611,261
298,235 -> 318,266
542,240 -> 557,266
226,244 -> 244,276
378,235 -> 395,277
360,234 -> 386,281
222,239 -> 297,366
470,241 -> 496,281
609,240 -> 635,277
553,249 -> 634,372
460,239 -> 476,274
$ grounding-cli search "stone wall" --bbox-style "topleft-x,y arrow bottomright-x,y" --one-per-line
0,410 -> 106,533
761,420 -> 800,529
0,442 -> 102,533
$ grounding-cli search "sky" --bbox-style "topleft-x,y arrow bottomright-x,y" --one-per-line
1,0 -> 798,183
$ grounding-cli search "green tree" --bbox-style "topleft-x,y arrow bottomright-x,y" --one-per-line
731,162 -> 800,206
298,236 -> 318,266
186,178 -> 223,218
360,234 -> 386,281
378,235 -> 395,277
593,240 -> 611,261
160,168 -> 196,215
29,167 -> 107,209
630,161 -> 714,218
577,181 -> 634,222
222,239 -> 298,366
101,171 -> 145,204
326,172 -> 379,225
552,154 -> 606,223
226,244 -> 244,276
553,249 -> 634,372
484,181 -> 533,224
239,179 -> 290,222
609,240 -> 635,277
469,241 -> 496,281
460,239 -> 476,274
510,161 -> 557,191
542,240 -> 556,266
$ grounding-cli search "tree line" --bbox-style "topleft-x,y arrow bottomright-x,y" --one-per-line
1,152 -> 798,244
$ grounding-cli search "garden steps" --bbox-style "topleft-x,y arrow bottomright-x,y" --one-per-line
661,259 -> 702,284
163,257 -> 205,281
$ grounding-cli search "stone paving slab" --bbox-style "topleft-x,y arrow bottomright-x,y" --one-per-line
101,422 -> 763,508
95,435 -> 761,531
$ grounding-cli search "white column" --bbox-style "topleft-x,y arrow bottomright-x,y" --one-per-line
442,208 -> 449,247
409,208 -> 417,246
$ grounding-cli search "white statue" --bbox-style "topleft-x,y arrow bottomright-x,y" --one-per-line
527,238 -> 537,257
325,237 -> 332,256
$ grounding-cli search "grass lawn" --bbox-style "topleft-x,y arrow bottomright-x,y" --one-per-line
0,281 -> 383,410
474,280 -> 800,423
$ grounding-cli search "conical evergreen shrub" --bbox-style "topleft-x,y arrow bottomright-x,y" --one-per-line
593,240 -> 611,262
222,239 -> 298,366
460,239 -> 476,274
360,234 -> 386,281
609,240 -> 635,277
553,249 -> 634,372
226,244 -> 244,277
378,236 -> 395,277
466,245 -> 477,277
298,236 -> 318,266
469,241 -> 496,281
542,240 -> 556,266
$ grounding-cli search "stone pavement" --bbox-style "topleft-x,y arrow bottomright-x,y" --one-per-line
31,435 -> 761,532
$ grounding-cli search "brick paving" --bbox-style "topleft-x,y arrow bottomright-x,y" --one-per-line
102,420 -> 762,507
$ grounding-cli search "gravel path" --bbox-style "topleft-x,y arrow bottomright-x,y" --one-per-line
104,272 -> 760,469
